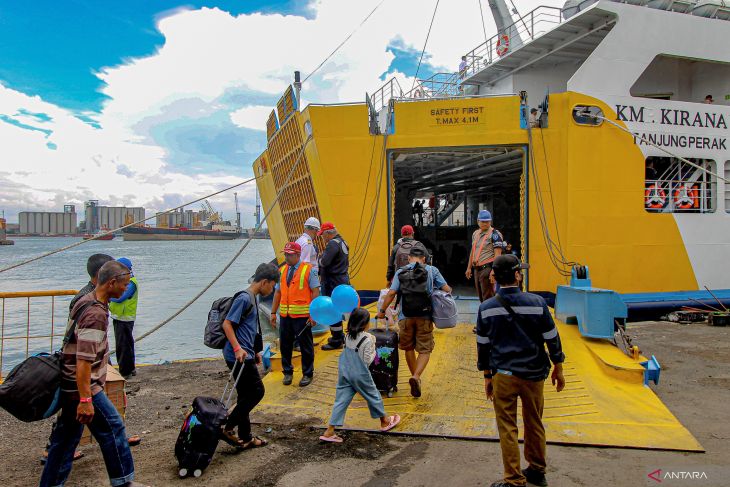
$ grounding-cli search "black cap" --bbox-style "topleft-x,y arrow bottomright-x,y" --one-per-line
409,241 -> 428,257
492,254 -> 529,277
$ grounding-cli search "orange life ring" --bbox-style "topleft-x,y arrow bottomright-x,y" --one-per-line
673,184 -> 698,209
496,34 -> 510,57
645,184 -> 667,209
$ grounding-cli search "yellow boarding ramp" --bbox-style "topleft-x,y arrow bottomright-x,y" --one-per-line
257,321 -> 703,452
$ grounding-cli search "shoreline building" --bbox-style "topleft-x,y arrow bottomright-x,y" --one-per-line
84,200 -> 145,233
19,205 -> 77,235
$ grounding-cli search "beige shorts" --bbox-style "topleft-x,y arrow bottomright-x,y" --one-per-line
398,317 -> 435,354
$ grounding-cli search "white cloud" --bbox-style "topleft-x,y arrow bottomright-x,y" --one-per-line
230,105 -> 275,130
1,0 -> 560,224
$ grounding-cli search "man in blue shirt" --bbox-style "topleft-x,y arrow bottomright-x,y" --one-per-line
377,242 -> 451,398
476,255 -> 565,487
220,263 -> 279,450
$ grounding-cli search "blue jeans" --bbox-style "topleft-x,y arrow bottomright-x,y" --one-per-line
40,391 -> 134,487
329,347 -> 385,426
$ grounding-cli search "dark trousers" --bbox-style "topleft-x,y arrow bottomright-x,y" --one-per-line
113,319 -> 136,377
474,264 -> 495,302
493,373 -> 547,486
280,316 -> 315,377
225,360 -> 265,442
321,281 -> 345,345
40,391 -> 134,487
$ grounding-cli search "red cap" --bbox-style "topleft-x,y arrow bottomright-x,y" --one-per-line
317,222 -> 335,236
283,242 -> 301,254
401,225 -> 414,236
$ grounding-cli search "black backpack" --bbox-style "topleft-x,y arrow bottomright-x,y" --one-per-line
0,303 -> 91,422
204,290 -> 254,349
398,263 -> 432,318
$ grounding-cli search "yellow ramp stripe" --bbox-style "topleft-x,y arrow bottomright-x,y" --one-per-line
257,321 -> 703,452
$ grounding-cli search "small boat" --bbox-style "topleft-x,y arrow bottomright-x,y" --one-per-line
83,232 -> 114,241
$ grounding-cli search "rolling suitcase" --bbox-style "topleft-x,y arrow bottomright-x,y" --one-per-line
175,365 -> 243,478
369,319 -> 399,397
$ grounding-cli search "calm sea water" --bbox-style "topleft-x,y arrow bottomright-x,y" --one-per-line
0,237 -> 275,374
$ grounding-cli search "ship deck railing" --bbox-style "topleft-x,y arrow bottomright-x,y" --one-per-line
461,6 -> 564,81
0,289 -> 77,382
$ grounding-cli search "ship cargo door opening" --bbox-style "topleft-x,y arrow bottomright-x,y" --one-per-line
391,146 -> 526,295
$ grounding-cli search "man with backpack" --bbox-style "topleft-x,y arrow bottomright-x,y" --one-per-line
271,242 -> 320,387
477,255 -> 565,487
41,260 -> 150,487
377,242 -> 451,398
219,262 -> 280,450
386,225 -> 420,284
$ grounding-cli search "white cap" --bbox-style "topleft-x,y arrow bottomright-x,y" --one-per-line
304,217 -> 321,230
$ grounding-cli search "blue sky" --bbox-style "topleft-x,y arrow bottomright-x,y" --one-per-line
0,0 -> 492,224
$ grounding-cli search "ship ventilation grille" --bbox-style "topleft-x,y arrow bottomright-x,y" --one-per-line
267,113 -> 323,247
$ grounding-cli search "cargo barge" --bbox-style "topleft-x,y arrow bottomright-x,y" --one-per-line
122,225 -> 241,241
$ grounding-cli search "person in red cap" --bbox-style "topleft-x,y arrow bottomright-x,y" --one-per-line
271,242 -> 320,386
386,225 -> 422,284
317,222 -> 350,350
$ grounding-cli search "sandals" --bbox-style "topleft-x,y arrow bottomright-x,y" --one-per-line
409,377 -> 422,398
240,436 -> 268,450
40,450 -> 84,465
319,434 -> 344,443
221,429 -> 268,449
127,435 -> 142,446
380,414 -> 401,432
220,429 -> 245,447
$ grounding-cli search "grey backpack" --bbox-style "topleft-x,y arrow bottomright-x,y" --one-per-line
431,289 -> 458,329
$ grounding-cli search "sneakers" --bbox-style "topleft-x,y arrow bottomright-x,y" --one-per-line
282,374 -> 293,386
299,376 -> 313,387
321,342 -> 343,351
522,468 -> 548,487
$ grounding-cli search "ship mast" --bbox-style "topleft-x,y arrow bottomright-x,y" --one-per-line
234,192 -> 241,230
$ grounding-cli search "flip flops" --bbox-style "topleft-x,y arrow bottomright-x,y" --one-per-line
319,434 -> 344,443
380,414 -> 401,432
40,450 -> 84,465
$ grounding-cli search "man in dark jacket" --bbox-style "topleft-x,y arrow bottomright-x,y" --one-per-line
477,255 -> 565,487
69,254 -> 115,312
386,225 -> 420,284
317,222 -> 349,350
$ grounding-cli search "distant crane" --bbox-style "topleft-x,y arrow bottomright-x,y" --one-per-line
234,192 -> 241,230
254,186 -> 261,227
200,200 -> 221,223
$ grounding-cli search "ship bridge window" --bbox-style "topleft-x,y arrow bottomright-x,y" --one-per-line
631,55 -> 730,105
645,156 -> 716,213
391,146 -> 525,294
572,106 -> 603,126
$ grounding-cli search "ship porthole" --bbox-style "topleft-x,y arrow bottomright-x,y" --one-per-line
572,105 -> 604,126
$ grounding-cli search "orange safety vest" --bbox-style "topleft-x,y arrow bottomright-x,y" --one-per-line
471,228 -> 495,266
279,263 -> 313,318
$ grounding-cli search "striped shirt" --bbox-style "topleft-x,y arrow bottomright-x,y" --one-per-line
61,292 -> 110,394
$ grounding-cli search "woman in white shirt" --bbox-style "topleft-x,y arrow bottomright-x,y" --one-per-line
319,308 -> 401,443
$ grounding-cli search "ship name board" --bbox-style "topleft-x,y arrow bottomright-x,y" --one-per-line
615,104 -> 727,150
615,104 -> 727,129
430,106 -> 485,126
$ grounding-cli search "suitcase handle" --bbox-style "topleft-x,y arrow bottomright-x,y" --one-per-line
221,361 -> 247,408
374,317 -> 389,331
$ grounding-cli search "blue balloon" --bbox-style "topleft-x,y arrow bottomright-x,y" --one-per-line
331,285 -> 360,314
309,296 -> 340,326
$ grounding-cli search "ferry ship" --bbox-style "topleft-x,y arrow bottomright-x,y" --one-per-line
253,0 -> 730,315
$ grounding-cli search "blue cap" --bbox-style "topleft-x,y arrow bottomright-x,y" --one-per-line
478,210 -> 492,222
117,257 -> 133,270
